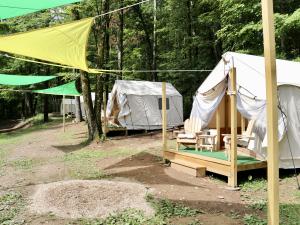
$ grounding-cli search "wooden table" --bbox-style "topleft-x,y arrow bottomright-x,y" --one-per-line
197,134 -> 217,151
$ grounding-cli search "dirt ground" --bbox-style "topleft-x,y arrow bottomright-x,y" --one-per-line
0,120 -> 299,224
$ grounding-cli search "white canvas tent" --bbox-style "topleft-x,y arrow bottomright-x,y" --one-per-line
60,93 -> 96,117
191,52 -> 300,168
60,98 -> 76,115
107,80 -> 183,130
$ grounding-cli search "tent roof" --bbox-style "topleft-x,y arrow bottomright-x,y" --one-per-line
0,0 -> 82,20
33,81 -> 80,96
113,80 -> 182,96
0,74 -> 56,85
199,52 -> 300,99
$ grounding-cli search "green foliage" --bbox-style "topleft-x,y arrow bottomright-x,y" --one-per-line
245,202 -> 300,225
0,192 -> 24,225
240,178 -> 267,192
249,200 -> 267,211
243,214 -> 267,225
280,204 -> 300,225
0,0 -> 299,120
63,148 -> 140,162
147,195 -> 200,218
70,209 -> 166,225
71,196 -> 200,225
10,159 -> 35,170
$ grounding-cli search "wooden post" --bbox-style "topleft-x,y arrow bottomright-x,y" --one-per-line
261,0 -> 279,224
225,95 -> 229,134
216,106 -> 221,150
162,82 -> 167,153
241,116 -> 246,134
63,95 -> 65,132
228,68 -> 237,187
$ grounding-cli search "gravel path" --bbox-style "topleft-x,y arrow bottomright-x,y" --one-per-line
28,180 -> 154,219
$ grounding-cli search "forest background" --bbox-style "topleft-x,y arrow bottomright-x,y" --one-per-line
0,0 -> 299,139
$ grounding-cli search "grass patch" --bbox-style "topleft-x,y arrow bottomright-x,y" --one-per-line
68,163 -> 108,180
240,178 -> 267,192
10,158 -> 37,170
64,148 -> 141,180
63,148 -> 141,163
243,214 -> 267,225
147,195 -> 200,218
70,209 -> 166,225
0,148 -> 8,174
0,114 -> 63,146
70,196 -> 201,225
280,204 -> 300,225
294,191 -> 300,199
0,192 -> 24,225
245,201 -> 300,225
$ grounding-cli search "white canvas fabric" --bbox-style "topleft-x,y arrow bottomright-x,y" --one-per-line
107,80 -> 183,130
191,52 -> 300,168
190,79 -> 226,129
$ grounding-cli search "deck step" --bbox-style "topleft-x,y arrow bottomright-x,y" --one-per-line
170,159 -> 206,177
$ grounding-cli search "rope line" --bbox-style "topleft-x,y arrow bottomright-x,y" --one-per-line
94,0 -> 150,19
277,94 -> 300,190
0,53 -> 76,69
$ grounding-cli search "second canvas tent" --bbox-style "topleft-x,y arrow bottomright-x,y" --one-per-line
107,80 -> 183,130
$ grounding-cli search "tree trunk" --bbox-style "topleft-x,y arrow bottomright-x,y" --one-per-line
152,0 -> 157,81
95,75 -> 104,135
24,93 -> 35,117
75,96 -> 83,122
94,0 -> 110,139
117,0 -> 124,80
80,71 -> 99,141
43,81 -> 49,122
134,6 -> 153,79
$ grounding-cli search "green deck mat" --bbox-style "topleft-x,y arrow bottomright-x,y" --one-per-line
180,148 -> 261,165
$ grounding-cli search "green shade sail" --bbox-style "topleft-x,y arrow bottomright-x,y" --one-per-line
0,74 -> 56,85
33,81 -> 81,96
0,0 -> 82,20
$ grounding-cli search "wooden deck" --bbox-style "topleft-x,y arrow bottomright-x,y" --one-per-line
164,149 -> 267,183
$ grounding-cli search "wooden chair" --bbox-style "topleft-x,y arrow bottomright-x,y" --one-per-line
176,117 -> 203,151
222,119 -> 256,159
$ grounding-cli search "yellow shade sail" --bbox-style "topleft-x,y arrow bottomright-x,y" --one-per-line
0,18 -> 94,72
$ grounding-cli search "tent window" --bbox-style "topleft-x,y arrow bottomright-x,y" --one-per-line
158,98 -> 170,110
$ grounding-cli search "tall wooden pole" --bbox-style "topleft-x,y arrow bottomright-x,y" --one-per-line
261,0 -> 279,224
162,82 -> 167,153
63,95 -> 65,132
229,68 -> 237,187
216,106 -> 221,150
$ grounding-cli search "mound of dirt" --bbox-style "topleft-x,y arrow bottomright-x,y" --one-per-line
29,180 -> 154,219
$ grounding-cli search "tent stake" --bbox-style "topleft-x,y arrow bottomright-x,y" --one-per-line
229,68 -> 237,187
162,82 -> 167,155
261,0 -> 279,224
63,95 -> 66,132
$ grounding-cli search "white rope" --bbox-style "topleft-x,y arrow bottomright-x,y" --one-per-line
97,69 -> 213,73
94,0 -> 150,19
0,53 -> 76,69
